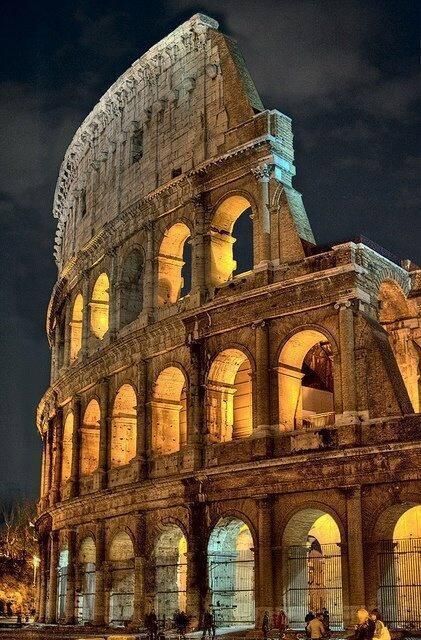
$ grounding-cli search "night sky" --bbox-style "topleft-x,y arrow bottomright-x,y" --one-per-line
0,0 -> 419,503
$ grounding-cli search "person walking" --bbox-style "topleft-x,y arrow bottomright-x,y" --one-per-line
354,609 -> 375,640
262,611 -> 270,639
307,612 -> 325,640
370,609 -> 391,640
274,609 -> 288,639
305,611 -> 316,638
202,608 -> 216,639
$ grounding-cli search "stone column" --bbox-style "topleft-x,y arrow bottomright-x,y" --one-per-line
108,248 -> 118,340
252,321 -> 274,437
344,486 -> 365,625
38,538 -> 49,622
69,395 -> 81,499
190,195 -> 206,301
335,300 -> 358,418
132,513 -> 146,625
135,361 -> 147,480
46,421 -> 54,501
81,271 -> 90,357
187,502 -> 208,622
64,529 -> 76,624
63,295 -> 72,367
50,408 -> 63,505
143,219 -> 154,317
46,531 -> 59,623
252,164 -> 272,265
95,378 -> 109,490
188,340 -> 205,456
94,521 -> 106,626
257,495 -> 274,620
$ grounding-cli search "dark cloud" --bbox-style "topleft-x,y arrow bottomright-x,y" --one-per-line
0,0 -> 419,501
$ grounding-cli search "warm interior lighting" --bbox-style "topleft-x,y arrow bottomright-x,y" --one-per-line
69,294 -> 83,361
90,273 -> 110,339
61,412 -> 74,484
151,367 -> 186,455
80,399 -> 100,476
155,525 -> 187,619
210,195 -> 253,286
207,348 -> 252,442
110,384 -> 137,467
157,223 -> 191,305
279,329 -> 334,430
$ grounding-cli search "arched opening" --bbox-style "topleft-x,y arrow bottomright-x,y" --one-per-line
208,517 -> 255,627
157,223 -> 191,306
108,532 -> 134,625
80,400 -> 100,476
76,536 -> 96,624
90,273 -> 109,339
56,545 -> 69,621
154,525 -> 187,620
206,349 -> 253,443
210,195 -> 253,286
61,412 -> 74,484
111,385 -> 137,468
151,367 -> 187,455
69,294 -> 83,361
377,505 -> 421,629
283,509 -> 343,629
57,315 -> 65,370
378,281 -> 419,412
119,249 -> 144,328
279,330 -> 335,430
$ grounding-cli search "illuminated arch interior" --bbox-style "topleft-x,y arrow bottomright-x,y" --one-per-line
80,399 -> 100,476
157,223 -> 191,306
111,384 -> 137,468
207,349 -> 253,442
377,505 -> 421,628
279,329 -> 334,430
77,536 -> 96,624
378,280 -> 419,412
152,367 -> 187,455
108,532 -> 134,624
61,412 -> 74,484
70,294 -> 83,361
57,546 -> 69,620
283,509 -> 343,629
210,195 -> 253,286
90,273 -> 109,339
208,517 -> 255,626
155,525 -> 187,619
119,249 -> 144,328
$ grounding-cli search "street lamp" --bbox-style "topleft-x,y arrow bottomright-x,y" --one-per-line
32,555 -> 40,586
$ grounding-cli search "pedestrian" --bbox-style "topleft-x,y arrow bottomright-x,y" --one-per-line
370,609 -> 390,640
321,608 -> 329,633
354,609 -> 375,640
305,611 -> 316,638
175,610 -> 189,639
275,609 -> 288,639
307,612 -> 325,640
262,610 -> 270,640
145,609 -> 159,640
202,608 -> 216,639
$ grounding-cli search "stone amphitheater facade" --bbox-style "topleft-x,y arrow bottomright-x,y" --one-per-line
36,14 -> 421,631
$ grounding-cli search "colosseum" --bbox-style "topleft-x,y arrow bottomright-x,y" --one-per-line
36,13 -> 421,633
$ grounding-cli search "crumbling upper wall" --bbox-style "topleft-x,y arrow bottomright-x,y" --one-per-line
54,14 -> 271,269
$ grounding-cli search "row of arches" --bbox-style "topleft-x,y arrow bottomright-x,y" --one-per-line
61,195 -> 254,365
61,384 -> 137,482
53,505 -> 420,629
60,330 -> 337,483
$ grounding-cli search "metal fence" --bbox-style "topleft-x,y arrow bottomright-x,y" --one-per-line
378,538 -> 421,629
208,550 -> 254,626
287,543 -> 343,629
75,563 -> 96,624
155,558 -> 187,621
